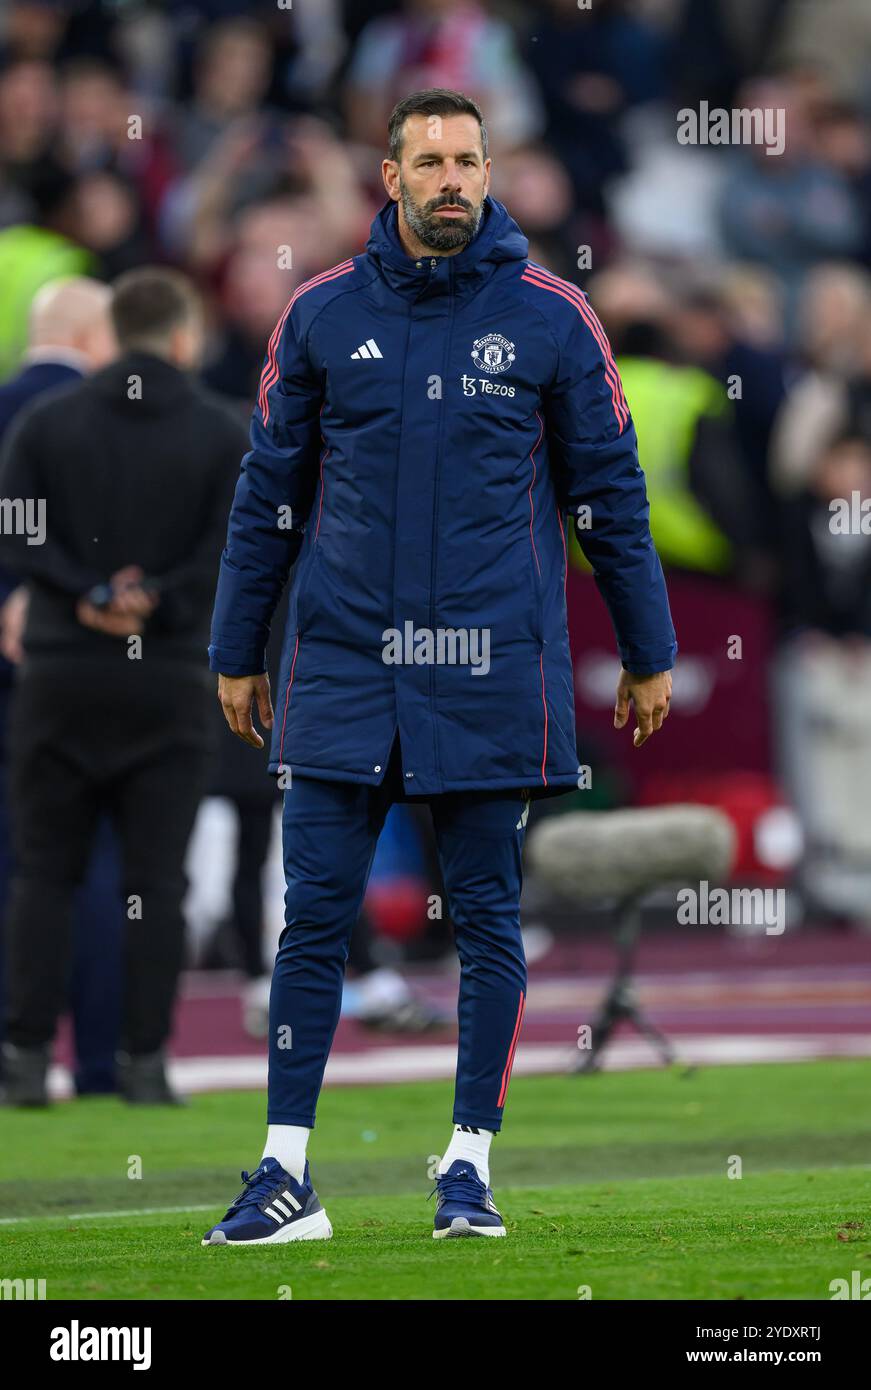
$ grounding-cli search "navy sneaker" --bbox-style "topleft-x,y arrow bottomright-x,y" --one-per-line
431,1160 -> 506,1238
202,1157 -> 332,1246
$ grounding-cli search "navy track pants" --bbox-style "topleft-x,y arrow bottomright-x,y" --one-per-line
268,738 -> 528,1131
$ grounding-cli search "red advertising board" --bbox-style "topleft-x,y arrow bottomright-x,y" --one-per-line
567,569 -> 774,798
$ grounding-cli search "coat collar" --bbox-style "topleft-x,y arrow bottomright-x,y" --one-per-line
89,351 -> 194,415
365,195 -> 528,301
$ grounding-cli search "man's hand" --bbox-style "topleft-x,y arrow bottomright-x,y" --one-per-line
614,668 -> 672,748
218,672 -> 274,748
108,565 -> 159,618
76,598 -> 144,637
0,586 -> 29,664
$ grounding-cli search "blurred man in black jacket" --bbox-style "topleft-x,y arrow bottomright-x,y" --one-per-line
0,268 -> 247,1104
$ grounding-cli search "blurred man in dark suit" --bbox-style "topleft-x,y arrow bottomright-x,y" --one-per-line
0,268 -> 246,1105
0,276 -> 115,674
0,277 -> 117,1096
0,278 -> 115,432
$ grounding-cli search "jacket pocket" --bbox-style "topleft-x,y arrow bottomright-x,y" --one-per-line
292,544 -> 321,636
527,547 -> 544,644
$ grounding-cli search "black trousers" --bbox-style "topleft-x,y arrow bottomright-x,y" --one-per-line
228,793 -> 274,980
5,656 -> 212,1055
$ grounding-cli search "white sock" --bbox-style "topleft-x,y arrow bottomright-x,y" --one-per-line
438,1125 -> 494,1187
262,1125 -> 310,1182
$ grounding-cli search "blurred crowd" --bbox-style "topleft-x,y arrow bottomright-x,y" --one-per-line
0,0 -> 869,582
1,0 -> 871,1095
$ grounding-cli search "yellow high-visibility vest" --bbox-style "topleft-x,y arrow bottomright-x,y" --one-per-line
0,226 -> 93,382
571,356 -> 733,574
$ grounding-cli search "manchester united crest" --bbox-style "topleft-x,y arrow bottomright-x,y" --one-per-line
471,332 -> 516,374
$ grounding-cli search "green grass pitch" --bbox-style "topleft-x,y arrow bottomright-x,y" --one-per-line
1,1059 -> 869,1300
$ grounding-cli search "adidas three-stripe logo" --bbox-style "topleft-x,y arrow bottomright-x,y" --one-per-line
351,338 -> 383,359
263,1189 -> 303,1223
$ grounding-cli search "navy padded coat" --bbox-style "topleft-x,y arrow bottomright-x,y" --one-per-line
209,197 -> 677,796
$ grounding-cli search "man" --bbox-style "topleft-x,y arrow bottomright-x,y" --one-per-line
0,276 -> 117,1096
0,268 -> 246,1105
0,277 -> 115,430
0,276 -> 115,726
205,89 -> 675,1245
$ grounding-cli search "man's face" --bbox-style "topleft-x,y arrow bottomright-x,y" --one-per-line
385,113 -> 490,253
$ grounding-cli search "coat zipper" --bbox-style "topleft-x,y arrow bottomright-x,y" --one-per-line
428,257 -> 453,785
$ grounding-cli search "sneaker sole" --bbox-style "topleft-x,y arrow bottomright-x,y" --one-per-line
433,1216 -> 506,1239
202,1208 -> 333,1246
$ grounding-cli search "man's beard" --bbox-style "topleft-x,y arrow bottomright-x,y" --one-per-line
400,183 -> 484,253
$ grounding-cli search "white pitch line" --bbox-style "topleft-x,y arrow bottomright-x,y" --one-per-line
0,1203 -> 217,1227
40,1034 -> 871,1100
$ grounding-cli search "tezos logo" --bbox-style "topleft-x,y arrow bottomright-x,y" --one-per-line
471,333 -> 515,374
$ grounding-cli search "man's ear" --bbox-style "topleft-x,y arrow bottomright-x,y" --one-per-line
382,158 -> 401,202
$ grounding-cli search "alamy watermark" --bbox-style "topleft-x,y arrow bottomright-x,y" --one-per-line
1,1276 -> 46,1299
676,880 -> 785,935
0,497 -> 45,545
828,491 -> 871,534
50,1321 -> 151,1370
830,1271 -> 871,1299
677,102 -> 785,157
382,621 -> 490,676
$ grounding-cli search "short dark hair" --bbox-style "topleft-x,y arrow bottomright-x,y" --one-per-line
387,88 -> 488,164
110,268 -> 201,350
